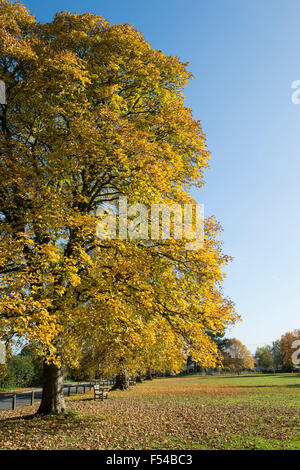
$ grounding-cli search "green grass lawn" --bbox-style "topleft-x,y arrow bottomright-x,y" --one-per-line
0,373 -> 299,450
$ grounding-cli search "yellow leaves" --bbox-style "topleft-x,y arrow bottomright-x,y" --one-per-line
0,5 -> 239,374
222,338 -> 254,371
68,272 -> 81,287
16,232 -> 35,247
39,244 -> 60,264
55,286 -> 66,297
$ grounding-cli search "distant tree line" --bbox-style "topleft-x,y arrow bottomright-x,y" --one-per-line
255,329 -> 300,372
188,329 -> 300,374
187,334 -> 255,373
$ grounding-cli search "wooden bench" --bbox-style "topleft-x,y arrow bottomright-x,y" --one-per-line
93,384 -> 109,401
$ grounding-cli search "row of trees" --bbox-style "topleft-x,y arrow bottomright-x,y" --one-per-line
255,329 -> 300,372
190,330 -> 300,374
0,3 -> 238,413
2,329 -> 298,391
0,337 -> 254,390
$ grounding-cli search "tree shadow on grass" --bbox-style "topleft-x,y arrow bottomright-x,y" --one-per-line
0,413 -> 37,421
0,409 -> 89,433
69,396 -> 111,403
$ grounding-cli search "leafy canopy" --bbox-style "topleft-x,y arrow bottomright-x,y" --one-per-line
0,1 -> 239,371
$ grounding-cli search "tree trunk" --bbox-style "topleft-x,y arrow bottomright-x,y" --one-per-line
36,362 -> 66,414
136,372 -> 143,383
145,368 -> 152,380
113,372 -> 129,390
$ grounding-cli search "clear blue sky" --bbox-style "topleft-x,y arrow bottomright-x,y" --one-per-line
21,0 -> 300,353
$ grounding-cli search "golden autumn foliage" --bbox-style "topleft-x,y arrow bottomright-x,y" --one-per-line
0,1 -> 239,394
222,338 -> 254,371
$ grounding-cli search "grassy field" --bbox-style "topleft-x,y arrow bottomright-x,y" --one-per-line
0,373 -> 299,450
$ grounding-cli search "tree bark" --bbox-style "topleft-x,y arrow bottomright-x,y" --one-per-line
36,362 -> 66,414
145,368 -> 152,380
136,372 -> 143,383
113,372 -> 129,390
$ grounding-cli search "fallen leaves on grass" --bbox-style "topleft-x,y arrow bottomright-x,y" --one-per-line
0,376 -> 299,450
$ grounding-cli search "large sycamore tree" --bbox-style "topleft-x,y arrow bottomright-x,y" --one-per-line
0,1 -> 238,413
